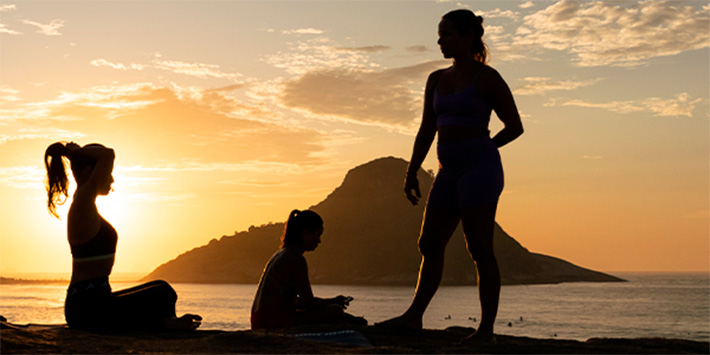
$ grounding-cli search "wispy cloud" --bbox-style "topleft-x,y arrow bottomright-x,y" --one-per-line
280,60 -> 446,130
0,127 -> 84,144
89,54 -> 243,82
513,77 -> 602,95
0,86 -> 21,102
152,54 -> 243,81
477,8 -> 520,20
513,1 -> 710,67
548,93 -> 702,118
519,1 -> 534,9
22,19 -> 64,36
90,59 -> 144,71
281,28 -> 324,35
0,166 -> 44,189
336,45 -> 390,53
1,82 -> 328,166
262,36 -> 379,75
406,45 -> 429,53
0,23 -> 20,35
0,4 -> 16,12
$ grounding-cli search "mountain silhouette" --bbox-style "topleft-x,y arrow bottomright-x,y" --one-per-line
143,157 -> 624,285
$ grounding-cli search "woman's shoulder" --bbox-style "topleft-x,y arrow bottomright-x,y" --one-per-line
273,247 -> 306,264
429,67 -> 450,79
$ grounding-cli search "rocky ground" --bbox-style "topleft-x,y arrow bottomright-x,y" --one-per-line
2,322 -> 708,354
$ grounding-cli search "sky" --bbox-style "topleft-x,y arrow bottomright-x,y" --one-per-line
0,0 -> 708,277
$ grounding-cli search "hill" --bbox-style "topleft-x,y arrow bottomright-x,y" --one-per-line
143,157 -> 623,285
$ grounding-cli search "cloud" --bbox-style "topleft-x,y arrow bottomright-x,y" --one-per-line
0,86 -> 21,102
90,59 -> 143,71
336,45 -> 390,53
519,1 -> 534,9
89,54 -> 242,82
478,8 -> 520,21
152,57 -> 243,81
1,82 -> 328,167
513,1 -> 710,67
0,127 -> 84,144
406,45 -> 429,53
513,77 -> 602,95
280,60 -> 446,130
281,28 -> 324,35
0,166 -> 45,189
0,4 -> 16,12
0,23 -> 21,35
262,36 -> 379,75
548,93 -> 702,117
23,19 -> 64,36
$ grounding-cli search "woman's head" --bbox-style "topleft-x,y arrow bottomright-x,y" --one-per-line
281,209 -> 324,251
44,142 -> 108,217
439,9 -> 487,64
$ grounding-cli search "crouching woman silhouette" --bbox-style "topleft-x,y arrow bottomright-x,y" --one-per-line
44,141 -> 202,332
251,209 -> 367,330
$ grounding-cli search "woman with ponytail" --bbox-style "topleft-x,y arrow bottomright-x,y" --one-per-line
376,9 -> 524,344
44,141 -> 201,332
251,209 -> 366,329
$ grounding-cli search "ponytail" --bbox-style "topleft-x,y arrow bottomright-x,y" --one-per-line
281,209 -> 323,248
44,142 -> 69,218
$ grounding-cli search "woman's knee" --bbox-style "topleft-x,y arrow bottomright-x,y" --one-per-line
466,241 -> 495,263
417,234 -> 447,257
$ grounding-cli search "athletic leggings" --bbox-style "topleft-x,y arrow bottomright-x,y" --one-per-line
65,277 -> 178,332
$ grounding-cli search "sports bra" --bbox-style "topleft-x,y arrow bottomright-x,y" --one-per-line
433,68 -> 492,129
71,218 -> 118,262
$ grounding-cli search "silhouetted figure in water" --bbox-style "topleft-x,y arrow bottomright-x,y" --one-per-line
376,9 -> 523,344
45,142 -> 202,332
251,209 -> 367,329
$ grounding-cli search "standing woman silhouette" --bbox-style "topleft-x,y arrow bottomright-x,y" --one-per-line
376,9 -> 523,343
45,142 -> 202,332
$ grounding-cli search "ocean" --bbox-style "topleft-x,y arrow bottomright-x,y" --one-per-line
1,272 -> 708,342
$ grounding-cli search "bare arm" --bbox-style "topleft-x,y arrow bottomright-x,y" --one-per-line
293,255 -> 350,309
482,68 -> 524,148
404,70 -> 442,205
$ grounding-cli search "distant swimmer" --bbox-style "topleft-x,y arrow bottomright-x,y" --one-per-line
250,209 -> 367,330
44,142 -> 202,332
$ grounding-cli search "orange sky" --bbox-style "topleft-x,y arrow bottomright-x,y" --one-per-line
1,1 -> 708,277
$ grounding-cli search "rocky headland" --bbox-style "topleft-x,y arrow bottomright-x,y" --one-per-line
143,157 -> 623,286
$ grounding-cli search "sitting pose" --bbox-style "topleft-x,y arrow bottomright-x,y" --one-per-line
44,141 -> 202,332
376,9 -> 523,344
251,209 -> 366,330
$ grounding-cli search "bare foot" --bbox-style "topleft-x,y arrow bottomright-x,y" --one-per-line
459,329 -> 496,345
374,314 -> 422,331
160,314 -> 202,331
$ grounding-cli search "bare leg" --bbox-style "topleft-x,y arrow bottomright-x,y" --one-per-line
459,202 -> 499,344
376,206 -> 460,330
295,304 -> 345,326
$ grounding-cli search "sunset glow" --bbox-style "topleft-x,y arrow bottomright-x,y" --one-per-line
1,0 -> 708,276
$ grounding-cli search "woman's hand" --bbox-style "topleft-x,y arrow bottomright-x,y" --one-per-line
404,173 -> 421,205
332,295 -> 353,309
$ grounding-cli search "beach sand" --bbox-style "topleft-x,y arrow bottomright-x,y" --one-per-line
1,321 -> 708,354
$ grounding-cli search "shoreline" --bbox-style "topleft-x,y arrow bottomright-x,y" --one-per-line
2,322 -> 708,354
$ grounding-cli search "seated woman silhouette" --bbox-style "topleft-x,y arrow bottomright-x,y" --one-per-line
251,209 -> 366,330
44,141 -> 202,332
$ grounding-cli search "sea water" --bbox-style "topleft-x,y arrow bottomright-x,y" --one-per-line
1,272 -> 708,342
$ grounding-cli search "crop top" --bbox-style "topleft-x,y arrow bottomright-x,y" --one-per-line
70,218 -> 118,262
433,70 -> 492,130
